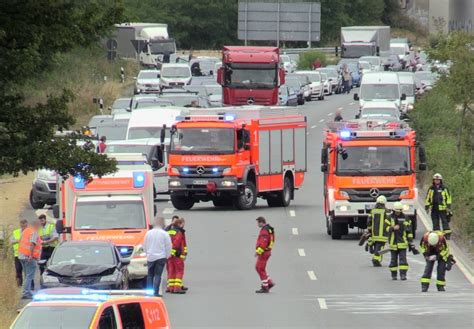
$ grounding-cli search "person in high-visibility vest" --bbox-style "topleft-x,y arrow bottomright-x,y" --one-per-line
166,218 -> 187,294
38,214 -> 59,275
10,219 -> 28,287
255,216 -> 275,293
18,218 -> 42,299
367,195 -> 391,267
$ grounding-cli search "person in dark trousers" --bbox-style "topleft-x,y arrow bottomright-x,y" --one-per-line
10,219 -> 34,289
18,218 -> 42,299
387,202 -> 414,280
97,136 -> 107,153
425,173 -> 452,239
255,217 -> 275,293
420,231 -> 451,292
342,65 -> 352,94
38,214 -> 59,275
334,108 -> 343,122
143,217 -> 172,297
367,196 -> 391,267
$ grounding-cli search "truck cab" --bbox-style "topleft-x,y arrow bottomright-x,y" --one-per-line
217,46 -> 285,106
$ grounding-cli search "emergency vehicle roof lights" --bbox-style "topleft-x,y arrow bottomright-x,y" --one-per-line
133,172 -> 146,188
339,130 -> 351,139
73,176 -> 85,189
33,293 -> 109,302
224,113 -> 236,121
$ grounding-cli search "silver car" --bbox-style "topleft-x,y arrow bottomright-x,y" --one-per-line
134,70 -> 161,94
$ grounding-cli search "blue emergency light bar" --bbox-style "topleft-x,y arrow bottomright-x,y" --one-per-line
73,176 -> 85,189
133,172 -> 146,188
33,288 -> 155,302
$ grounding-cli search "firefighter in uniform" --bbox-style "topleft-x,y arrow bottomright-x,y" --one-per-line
420,231 -> 451,292
425,173 -> 452,239
387,202 -> 414,280
255,217 -> 275,293
166,218 -> 187,294
38,214 -> 59,275
367,195 -> 391,267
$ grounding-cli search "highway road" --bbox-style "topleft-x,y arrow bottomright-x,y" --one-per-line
22,91 -> 473,328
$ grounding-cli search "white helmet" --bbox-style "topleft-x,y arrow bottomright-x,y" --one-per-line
376,195 -> 387,204
428,232 -> 440,246
433,173 -> 443,180
393,202 -> 403,211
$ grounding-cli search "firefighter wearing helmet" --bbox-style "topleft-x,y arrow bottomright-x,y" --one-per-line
425,173 -> 453,239
387,202 -> 415,280
419,231 -> 453,292
367,195 -> 391,266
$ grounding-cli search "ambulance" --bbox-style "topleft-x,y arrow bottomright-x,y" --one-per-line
167,107 -> 307,210
321,120 -> 426,239
53,154 -> 155,280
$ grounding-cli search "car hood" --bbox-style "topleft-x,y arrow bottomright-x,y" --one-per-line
47,263 -> 116,277
137,79 -> 160,85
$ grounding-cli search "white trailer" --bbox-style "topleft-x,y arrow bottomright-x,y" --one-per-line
341,26 -> 391,59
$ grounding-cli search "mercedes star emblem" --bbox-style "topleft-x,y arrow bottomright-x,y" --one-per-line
369,188 -> 380,198
196,166 -> 206,175
247,97 -> 255,105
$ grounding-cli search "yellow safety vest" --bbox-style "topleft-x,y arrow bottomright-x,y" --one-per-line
39,223 -> 58,247
12,229 -> 21,257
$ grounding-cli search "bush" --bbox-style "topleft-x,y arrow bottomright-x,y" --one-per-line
297,51 -> 328,70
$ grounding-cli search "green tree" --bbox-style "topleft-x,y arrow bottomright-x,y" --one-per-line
0,1 -> 124,178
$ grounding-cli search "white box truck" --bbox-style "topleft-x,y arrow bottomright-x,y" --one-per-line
111,23 -> 177,67
341,26 -> 391,59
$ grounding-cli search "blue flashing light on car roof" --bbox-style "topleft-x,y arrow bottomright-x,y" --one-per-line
339,130 -> 351,139
144,289 -> 155,296
33,293 -> 109,302
224,113 -> 236,121
73,176 -> 85,189
133,172 -> 146,188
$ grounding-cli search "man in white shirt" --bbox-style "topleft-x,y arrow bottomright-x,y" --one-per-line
144,216 -> 172,297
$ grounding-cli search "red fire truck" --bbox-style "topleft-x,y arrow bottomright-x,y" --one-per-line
217,46 -> 285,106
321,120 -> 426,239
167,108 -> 307,210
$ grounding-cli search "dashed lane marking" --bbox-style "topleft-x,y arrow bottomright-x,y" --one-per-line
298,248 -> 306,257
319,119 -> 325,123
163,208 -> 174,214
328,113 -> 333,116
311,125 -> 317,129
307,270 -> 317,281
292,228 -> 299,235
167,200 -> 172,204
289,210 -> 296,217
349,102 -> 355,105
318,298 -> 328,310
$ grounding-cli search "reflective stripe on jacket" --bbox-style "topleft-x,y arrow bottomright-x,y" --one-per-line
387,213 -> 413,250
18,227 -> 41,259
256,224 -> 275,255
368,208 -> 391,242
168,227 -> 186,259
425,185 -> 452,211
419,231 -> 450,262
39,223 -> 58,247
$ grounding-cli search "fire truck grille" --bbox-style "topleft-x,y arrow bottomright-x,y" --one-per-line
59,276 -> 101,286
341,188 -> 406,202
234,97 -> 272,105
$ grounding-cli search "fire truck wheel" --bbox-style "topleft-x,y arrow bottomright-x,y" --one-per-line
326,217 -> 331,235
171,195 -> 195,210
267,176 -> 292,207
29,190 -> 45,209
319,95 -> 325,101
234,182 -> 257,210
331,222 -> 343,240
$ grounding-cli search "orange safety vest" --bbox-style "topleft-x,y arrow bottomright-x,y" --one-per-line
18,227 -> 41,259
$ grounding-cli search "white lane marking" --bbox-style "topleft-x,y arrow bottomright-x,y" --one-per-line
318,298 -> 328,310
311,125 -> 317,129
307,270 -> 317,280
319,119 -> 325,122
289,210 -> 296,217
306,132 -> 310,135
328,113 -> 333,116
349,102 -> 355,105
298,248 -> 306,257
163,208 -> 174,214
167,200 -> 172,204
292,228 -> 299,235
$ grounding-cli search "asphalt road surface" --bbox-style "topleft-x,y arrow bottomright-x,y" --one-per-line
21,90 -> 474,328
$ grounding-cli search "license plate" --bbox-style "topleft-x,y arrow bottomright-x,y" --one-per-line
193,180 -> 208,185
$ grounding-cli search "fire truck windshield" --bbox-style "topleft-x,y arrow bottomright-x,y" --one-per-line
171,128 -> 235,154
336,146 -> 411,175
75,200 -> 146,230
224,63 -> 277,89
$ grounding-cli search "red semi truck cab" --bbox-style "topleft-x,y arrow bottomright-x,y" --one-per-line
217,46 -> 285,106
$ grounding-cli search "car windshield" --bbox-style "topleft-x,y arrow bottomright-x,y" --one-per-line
299,73 -> 321,83
285,78 -> 301,89
149,40 -> 176,54
171,128 -> 235,154
96,125 -> 128,141
337,146 -> 411,175
361,108 -> 398,117
128,127 -> 167,140
391,45 -> 406,55
280,55 -> 291,63
400,83 -> 415,96
225,63 -> 277,89
346,63 -> 359,73
112,99 -> 130,110
75,199 -> 146,230
51,244 -> 115,266
162,67 -> 190,78
135,99 -> 173,109
88,116 -> 112,128
171,96 -> 201,107
343,45 -> 373,58
317,69 -> 337,78
12,306 -> 97,329
107,144 -> 152,156
360,84 -> 400,100
360,57 -> 380,66
138,71 -> 160,79
359,62 -> 371,69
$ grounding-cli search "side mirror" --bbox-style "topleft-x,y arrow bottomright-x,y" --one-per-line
353,93 -> 359,101
401,93 -> 407,101
217,67 -> 223,85
418,163 -> 427,171
133,77 -> 137,80
53,205 -> 60,219
107,106 -> 112,113
154,204 -> 157,216
418,144 -> 427,170
38,259 -> 47,266
376,46 -> 380,56
355,113 -> 360,119
126,107 -> 131,112
160,125 -> 166,144
121,259 -> 131,266
321,164 -> 328,172
320,146 -> 328,173
279,68 -> 285,86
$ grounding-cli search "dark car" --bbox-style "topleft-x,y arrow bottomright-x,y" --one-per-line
384,55 -> 403,71
40,241 -> 130,290
285,77 -> 305,105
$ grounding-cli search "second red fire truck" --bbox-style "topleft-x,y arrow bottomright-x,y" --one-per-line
167,108 -> 307,210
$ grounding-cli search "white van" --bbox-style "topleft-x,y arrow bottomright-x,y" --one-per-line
159,63 -> 192,89
126,107 -> 186,140
397,72 -> 416,112
354,72 -> 404,109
